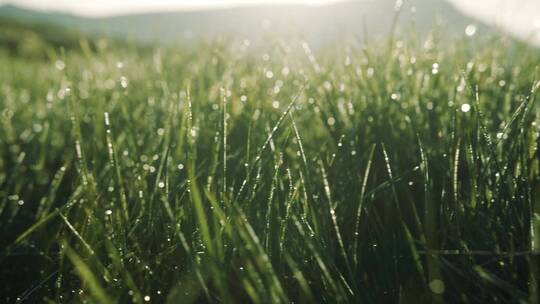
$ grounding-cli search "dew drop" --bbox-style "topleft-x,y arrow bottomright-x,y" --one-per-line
327,117 -> 336,126
33,123 -> 43,133
429,280 -> 445,294
55,60 -> 65,70
120,76 -> 129,88
366,67 -> 374,78
465,24 -> 477,37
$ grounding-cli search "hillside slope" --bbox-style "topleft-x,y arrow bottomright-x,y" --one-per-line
0,0 -> 483,46
0,18 -> 90,58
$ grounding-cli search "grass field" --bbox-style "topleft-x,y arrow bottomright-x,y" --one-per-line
1,33 -> 540,303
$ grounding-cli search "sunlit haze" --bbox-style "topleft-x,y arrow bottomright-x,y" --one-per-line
1,0 -> 539,44
450,0 -> 540,44
1,0 -> 345,16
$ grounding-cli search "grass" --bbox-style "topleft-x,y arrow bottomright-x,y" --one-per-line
0,32 -> 539,303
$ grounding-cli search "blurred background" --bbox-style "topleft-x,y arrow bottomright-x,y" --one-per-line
0,0 -> 539,52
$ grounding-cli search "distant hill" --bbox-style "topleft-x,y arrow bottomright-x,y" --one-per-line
0,17 -> 93,58
0,0 -> 485,47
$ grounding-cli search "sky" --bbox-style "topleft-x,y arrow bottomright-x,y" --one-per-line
1,0 -> 346,15
1,0 -> 539,43
450,0 -> 540,43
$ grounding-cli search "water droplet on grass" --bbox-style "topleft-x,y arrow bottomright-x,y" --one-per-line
104,112 -> 110,126
32,123 -> 42,133
327,117 -> 336,126
394,0 -> 403,11
190,127 -> 198,138
465,24 -> 477,37
75,140 -> 82,159
366,67 -> 374,78
119,76 -> 128,89
429,279 -> 445,294
55,60 -> 65,70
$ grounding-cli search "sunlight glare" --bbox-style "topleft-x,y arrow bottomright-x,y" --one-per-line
4,0 -> 345,16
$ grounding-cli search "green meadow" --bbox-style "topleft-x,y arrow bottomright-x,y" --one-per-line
1,33 -> 540,303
